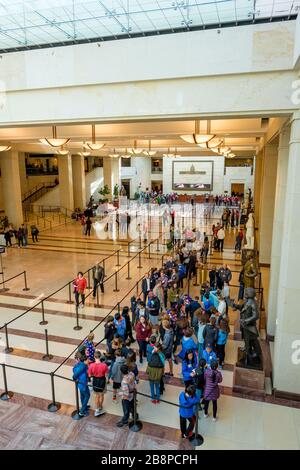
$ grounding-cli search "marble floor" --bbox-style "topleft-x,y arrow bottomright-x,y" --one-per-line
1,210 -> 293,450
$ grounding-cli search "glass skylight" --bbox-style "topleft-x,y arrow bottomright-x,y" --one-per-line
0,0 -> 298,52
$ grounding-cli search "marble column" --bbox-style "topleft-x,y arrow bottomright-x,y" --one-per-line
254,151 -> 263,229
103,157 -> 120,198
258,141 -> 278,265
58,154 -> 74,211
0,150 -> 23,227
267,126 -> 290,338
18,152 -> 28,196
72,154 -> 86,209
273,112 -> 300,396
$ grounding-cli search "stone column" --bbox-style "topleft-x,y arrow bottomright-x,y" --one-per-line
254,151 -> 263,229
258,141 -> 278,265
72,154 -> 86,209
267,126 -> 290,338
273,112 -> 300,396
103,157 -> 120,198
0,150 -> 23,227
58,154 -> 74,211
18,152 -> 28,196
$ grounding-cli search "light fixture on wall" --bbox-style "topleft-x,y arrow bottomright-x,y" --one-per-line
84,124 -> 105,151
226,152 -> 236,159
40,126 -> 70,148
143,140 -> 157,157
78,143 -> 91,157
108,148 -> 120,158
0,145 -> 11,152
128,140 -> 144,155
56,146 -> 69,156
180,120 -> 216,145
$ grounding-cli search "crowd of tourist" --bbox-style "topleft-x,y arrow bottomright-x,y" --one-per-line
72,248 -> 236,438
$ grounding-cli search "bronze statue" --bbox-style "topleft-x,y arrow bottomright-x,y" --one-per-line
243,254 -> 258,289
233,287 -> 262,368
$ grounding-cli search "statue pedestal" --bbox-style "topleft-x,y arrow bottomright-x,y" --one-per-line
233,348 -> 265,397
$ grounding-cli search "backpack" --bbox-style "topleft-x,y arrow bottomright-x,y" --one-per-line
148,352 -> 163,368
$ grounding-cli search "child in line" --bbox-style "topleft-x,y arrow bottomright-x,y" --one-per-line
182,349 -> 198,387
179,385 -> 199,439
202,343 -> 217,368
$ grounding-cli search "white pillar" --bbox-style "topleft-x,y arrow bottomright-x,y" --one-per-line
103,157 -> 120,198
1,150 -> 23,227
273,112 -> 300,396
72,154 -> 86,209
58,154 -> 74,211
254,151 -> 263,229
267,127 -> 290,338
258,142 -> 278,265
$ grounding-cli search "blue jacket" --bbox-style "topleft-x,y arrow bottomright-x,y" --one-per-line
202,349 -> 217,367
179,392 -> 199,418
178,264 -> 186,278
178,336 -> 198,359
217,330 -> 228,345
114,317 -> 126,338
182,353 -> 198,382
146,343 -> 155,363
72,361 -> 88,392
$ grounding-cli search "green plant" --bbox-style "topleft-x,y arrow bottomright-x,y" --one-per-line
98,184 -> 110,204
113,184 -> 119,199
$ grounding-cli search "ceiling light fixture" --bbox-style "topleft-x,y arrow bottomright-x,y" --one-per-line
143,140 -> 157,157
56,145 -> 69,156
163,148 -> 175,158
109,148 -> 120,158
85,124 -> 105,151
40,126 -> 70,148
129,140 -> 144,155
180,119 -> 216,145
0,145 -> 11,152
78,143 -> 91,157
120,148 -> 131,159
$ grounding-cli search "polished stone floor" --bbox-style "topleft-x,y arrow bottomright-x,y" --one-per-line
0,210 -> 293,450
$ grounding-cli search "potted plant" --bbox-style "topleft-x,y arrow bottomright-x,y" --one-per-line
98,185 -> 110,209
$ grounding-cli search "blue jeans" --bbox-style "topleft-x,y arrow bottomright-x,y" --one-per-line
79,386 -> 90,415
150,381 -> 160,401
194,389 -> 203,413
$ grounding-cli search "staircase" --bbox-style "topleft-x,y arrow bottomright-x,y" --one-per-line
22,182 -> 57,210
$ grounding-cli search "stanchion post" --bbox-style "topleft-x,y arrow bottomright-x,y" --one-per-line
67,282 -> 72,304
4,324 -> 13,354
129,389 -> 143,432
73,305 -> 82,331
138,250 -> 142,269
189,402 -> 204,446
0,364 -> 13,400
136,281 -> 139,296
126,261 -> 132,280
96,284 -> 100,307
156,238 -> 160,252
102,259 -> 106,277
113,272 -> 120,292
116,250 -> 121,267
193,266 -> 200,286
139,233 -> 142,249
148,242 -> 151,260
209,240 -> 213,256
117,302 -> 120,315
128,242 -> 130,257
71,381 -> 82,420
43,329 -> 53,361
87,269 -> 91,289
48,373 -> 61,412
23,271 -> 30,291
40,300 -> 48,326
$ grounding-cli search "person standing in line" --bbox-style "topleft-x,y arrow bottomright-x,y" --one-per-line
179,385 -> 199,439
110,349 -> 126,402
162,320 -> 174,377
73,271 -> 87,308
146,291 -> 160,331
16,227 -> 24,247
72,352 -> 90,417
92,263 -> 105,297
203,360 -> 223,421
122,306 -> 135,344
116,365 -> 137,427
88,351 -> 108,417
146,343 -> 165,404
217,226 -> 225,252
114,312 -> 127,341
104,316 -> 116,353
135,315 -> 152,364
182,349 -> 198,387
22,224 -> 28,247
142,273 -> 151,304
216,319 -> 229,369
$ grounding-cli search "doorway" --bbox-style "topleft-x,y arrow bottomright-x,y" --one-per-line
121,180 -> 131,198
231,183 -> 245,196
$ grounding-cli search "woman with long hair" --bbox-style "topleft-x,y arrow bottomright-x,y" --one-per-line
203,359 -> 223,421
134,315 -> 152,364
